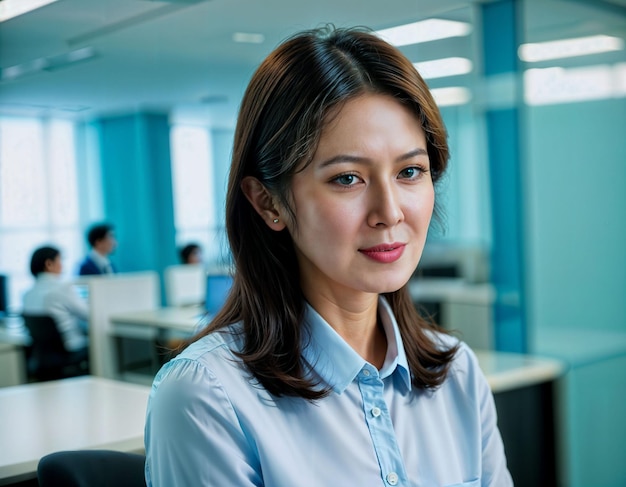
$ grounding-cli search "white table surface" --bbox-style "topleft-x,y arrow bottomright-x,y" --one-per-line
475,350 -> 565,393
0,376 -> 150,485
109,306 -> 207,334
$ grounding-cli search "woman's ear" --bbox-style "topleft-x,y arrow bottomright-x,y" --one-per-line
241,176 -> 286,231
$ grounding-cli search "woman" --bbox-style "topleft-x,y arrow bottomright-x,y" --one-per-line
179,243 -> 203,265
145,26 -> 512,486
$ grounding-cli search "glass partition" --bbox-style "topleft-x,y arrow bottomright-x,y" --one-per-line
521,1 -> 626,485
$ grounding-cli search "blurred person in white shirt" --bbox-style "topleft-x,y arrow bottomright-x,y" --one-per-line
23,245 -> 89,352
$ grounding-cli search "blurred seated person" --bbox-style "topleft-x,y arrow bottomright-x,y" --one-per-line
23,246 -> 89,353
179,243 -> 203,265
78,222 -> 117,275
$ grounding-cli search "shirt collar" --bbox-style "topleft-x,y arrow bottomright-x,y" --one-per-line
89,249 -> 110,270
301,296 -> 412,394
37,272 -> 61,281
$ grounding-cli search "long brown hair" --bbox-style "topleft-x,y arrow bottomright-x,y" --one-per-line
196,26 -> 458,399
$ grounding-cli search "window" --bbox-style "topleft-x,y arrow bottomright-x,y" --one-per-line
170,125 -> 228,266
0,117 -> 82,312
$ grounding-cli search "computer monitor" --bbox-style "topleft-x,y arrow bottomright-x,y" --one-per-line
0,275 -> 7,315
205,274 -> 233,315
72,282 -> 90,303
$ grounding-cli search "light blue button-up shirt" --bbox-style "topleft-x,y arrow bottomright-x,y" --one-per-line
145,297 -> 512,486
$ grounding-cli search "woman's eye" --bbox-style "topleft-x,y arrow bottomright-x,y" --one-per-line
398,166 -> 423,179
334,174 -> 359,186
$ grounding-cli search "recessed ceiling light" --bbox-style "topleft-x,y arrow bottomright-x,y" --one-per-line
1,59 -> 46,81
233,32 -> 265,44
414,57 -> 473,79
376,19 -> 471,47
0,0 -> 58,22
1,47 -> 98,81
44,47 -> 98,71
519,35 -> 624,62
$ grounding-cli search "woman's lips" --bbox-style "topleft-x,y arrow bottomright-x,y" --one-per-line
359,243 -> 406,263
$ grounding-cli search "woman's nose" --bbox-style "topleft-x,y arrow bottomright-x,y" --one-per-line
366,181 -> 404,228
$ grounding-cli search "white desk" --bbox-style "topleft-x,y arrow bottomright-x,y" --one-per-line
0,376 -> 150,485
109,306 -> 206,339
475,350 -> 565,393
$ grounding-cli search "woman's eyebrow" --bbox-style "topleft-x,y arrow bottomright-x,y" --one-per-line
397,148 -> 428,161
318,147 -> 428,168
318,154 -> 367,168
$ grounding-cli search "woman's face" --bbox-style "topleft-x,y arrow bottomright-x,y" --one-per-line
285,93 -> 434,302
188,249 -> 202,264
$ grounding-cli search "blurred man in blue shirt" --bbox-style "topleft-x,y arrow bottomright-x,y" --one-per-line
78,223 -> 117,276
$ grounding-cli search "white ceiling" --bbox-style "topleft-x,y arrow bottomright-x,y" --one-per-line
0,0 -> 624,127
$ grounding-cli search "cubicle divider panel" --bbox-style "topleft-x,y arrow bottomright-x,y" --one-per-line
163,264 -> 206,307
87,272 -> 160,379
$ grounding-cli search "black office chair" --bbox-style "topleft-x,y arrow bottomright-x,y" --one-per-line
22,314 -> 89,381
38,450 -> 146,487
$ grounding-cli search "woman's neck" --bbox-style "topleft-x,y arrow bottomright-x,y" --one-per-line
306,292 -> 388,368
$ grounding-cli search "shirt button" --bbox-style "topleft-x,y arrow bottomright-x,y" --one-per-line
371,407 -> 381,418
386,472 -> 399,485
362,369 -> 371,377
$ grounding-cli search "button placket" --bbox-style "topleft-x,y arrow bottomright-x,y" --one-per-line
357,364 -> 407,486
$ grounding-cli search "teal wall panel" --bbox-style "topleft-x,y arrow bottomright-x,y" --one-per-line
525,99 -> 626,332
93,112 -> 177,300
481,0 -> 527,353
